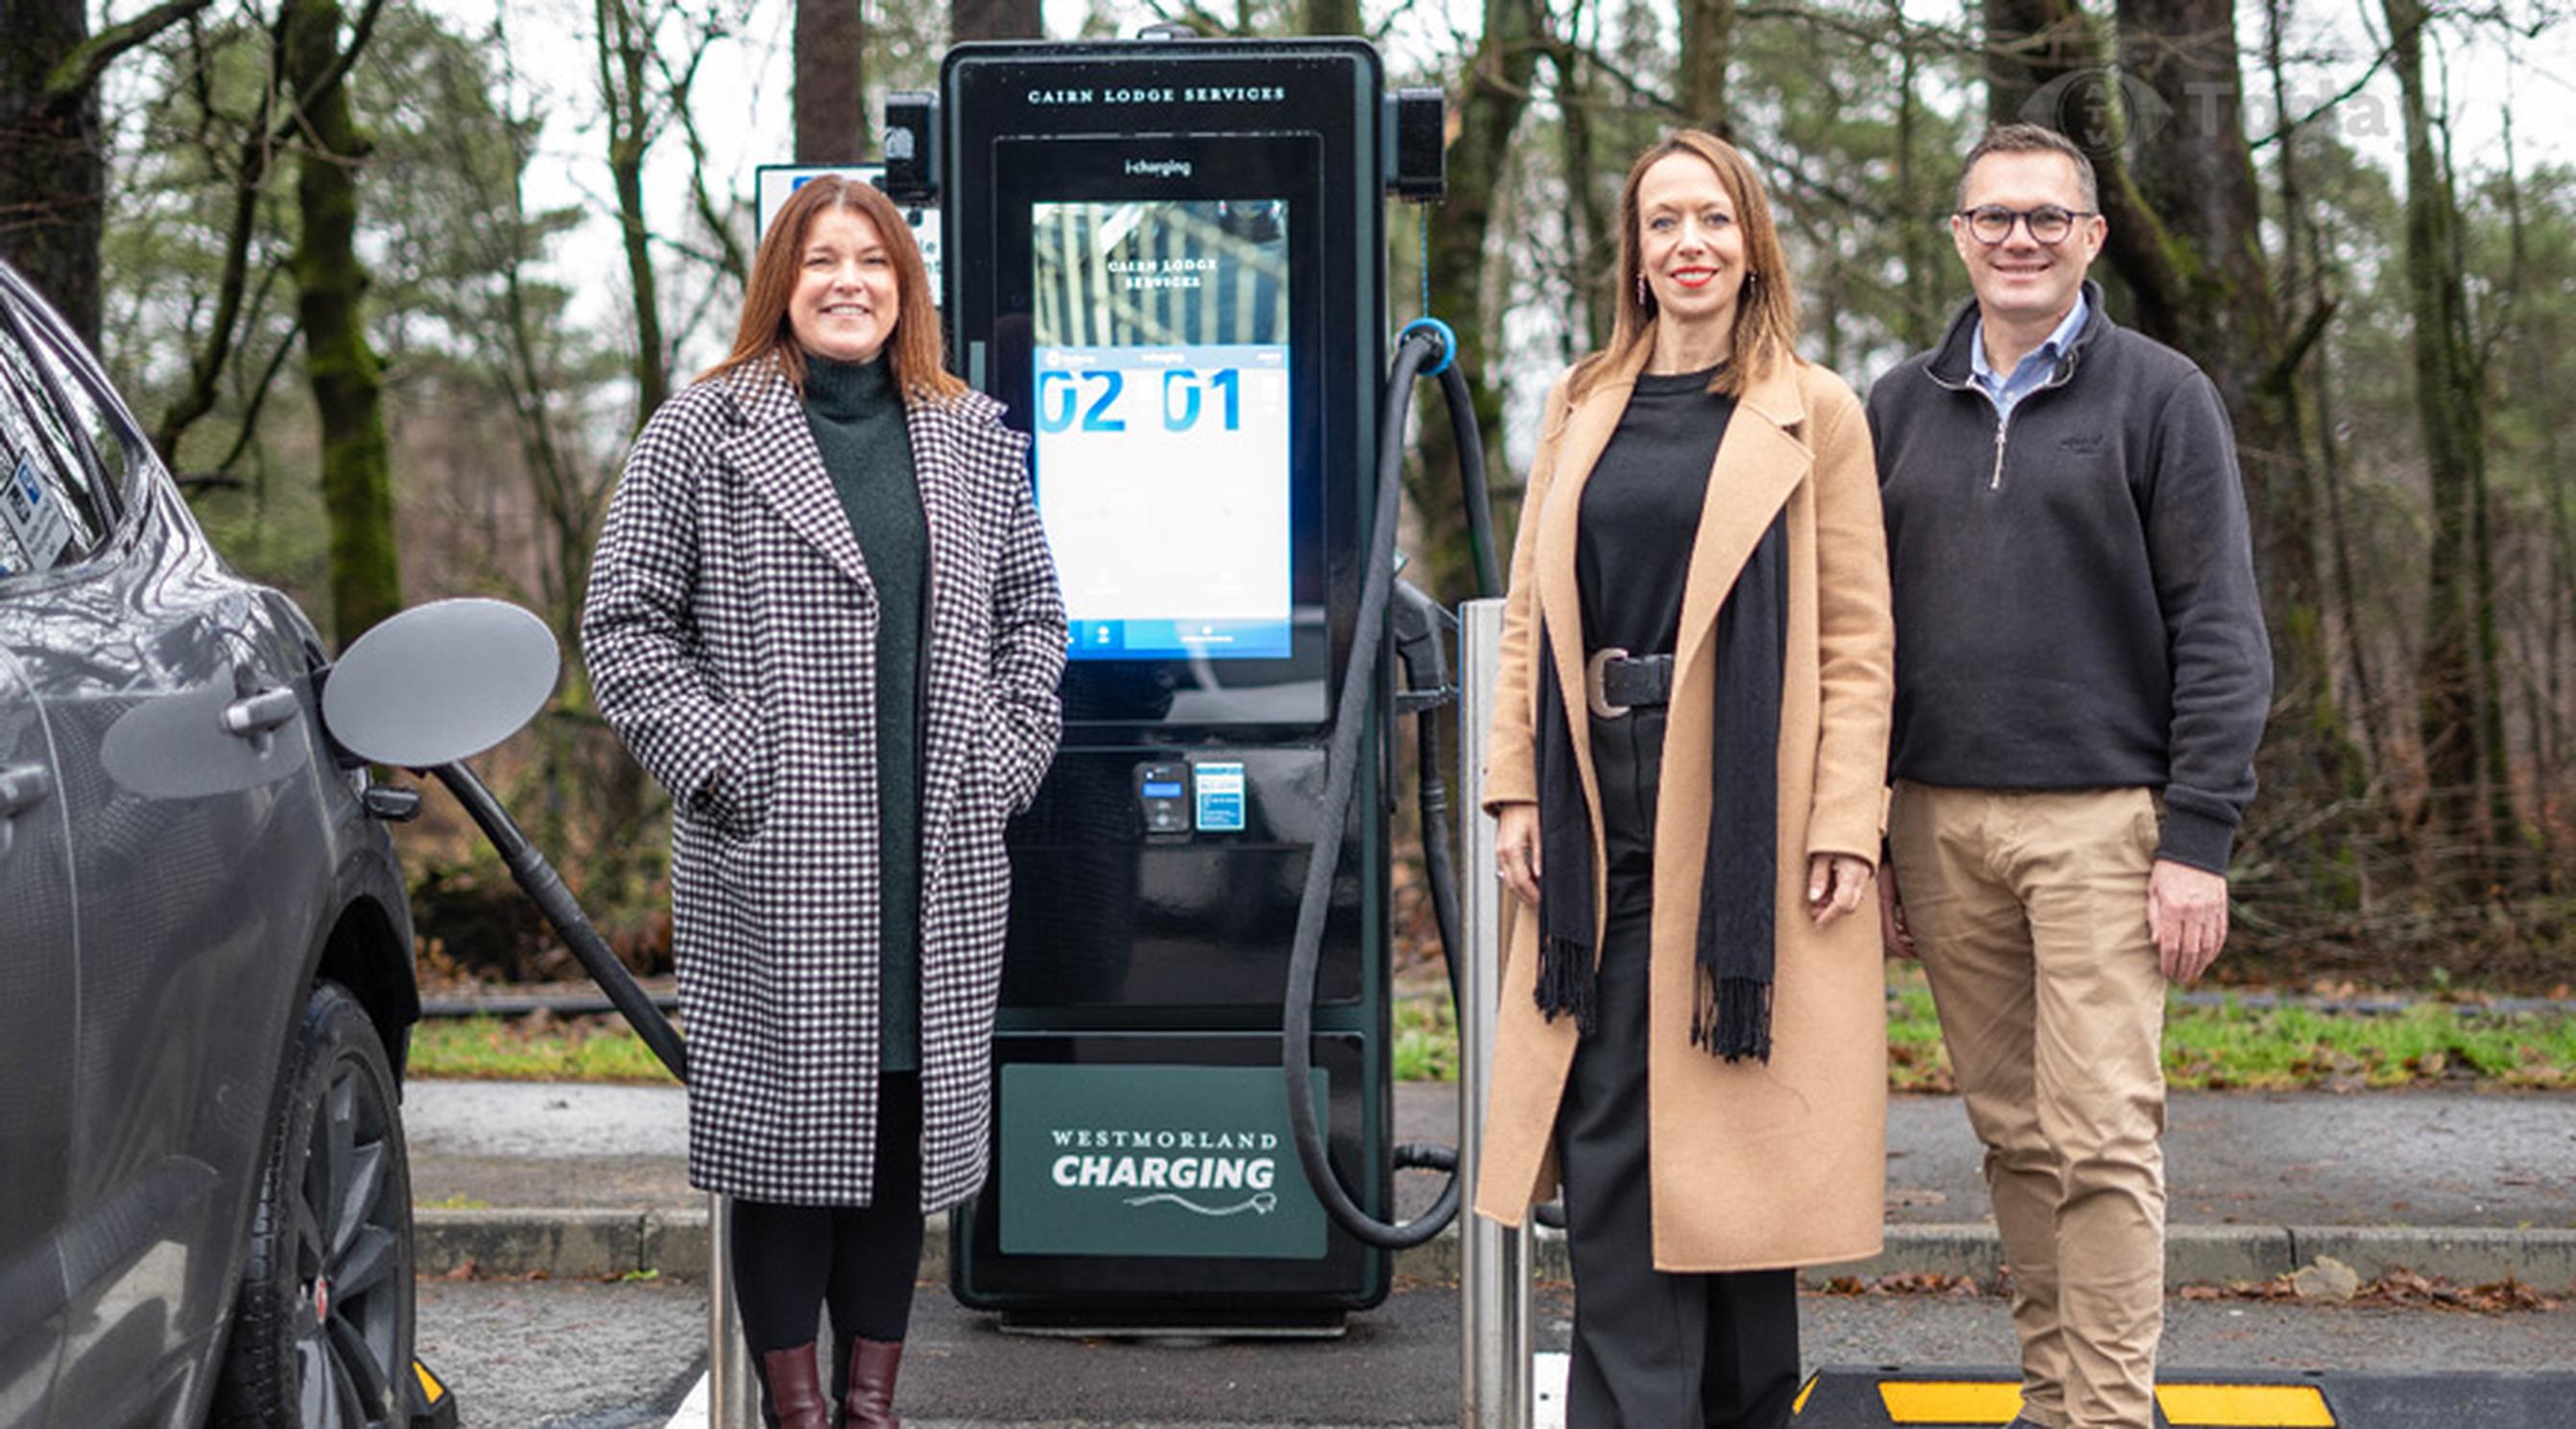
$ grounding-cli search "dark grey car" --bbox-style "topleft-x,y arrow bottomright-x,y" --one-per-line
0,262 -> 444,1428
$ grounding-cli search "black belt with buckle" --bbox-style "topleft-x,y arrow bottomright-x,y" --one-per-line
1584,648 -> 1673,720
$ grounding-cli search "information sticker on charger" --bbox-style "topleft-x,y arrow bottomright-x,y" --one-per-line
1193,761 -> 1246,833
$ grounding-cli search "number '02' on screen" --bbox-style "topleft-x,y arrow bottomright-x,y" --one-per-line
1037,369 -> 1241,434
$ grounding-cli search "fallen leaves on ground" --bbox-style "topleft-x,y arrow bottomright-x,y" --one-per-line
1813,1272 -> 1987,1298
2178,1268 -> 2564,1313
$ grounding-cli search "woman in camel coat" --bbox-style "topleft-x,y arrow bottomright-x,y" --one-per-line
1476,131 -> 1894,1427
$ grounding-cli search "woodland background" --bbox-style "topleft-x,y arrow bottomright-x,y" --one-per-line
4,0 -> 2571,988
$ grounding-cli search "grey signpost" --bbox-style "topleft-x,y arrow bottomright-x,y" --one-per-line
1457,597 -> 1533,1428
710,1194 -> 756,1427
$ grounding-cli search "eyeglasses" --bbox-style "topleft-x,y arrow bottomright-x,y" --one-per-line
1955,204 -> 2097,246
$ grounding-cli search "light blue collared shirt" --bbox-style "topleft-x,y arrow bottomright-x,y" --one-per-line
1970,292 -> 2088,422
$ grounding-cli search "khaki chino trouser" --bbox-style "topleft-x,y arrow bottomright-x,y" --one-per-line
1888,782 -> 2169,1429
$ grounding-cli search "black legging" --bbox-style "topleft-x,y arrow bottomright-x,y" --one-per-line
729,1073 -> 926,1352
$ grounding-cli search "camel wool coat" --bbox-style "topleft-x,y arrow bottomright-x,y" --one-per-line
1473,343 -> 1895,1273
584,357 -> 1066,1210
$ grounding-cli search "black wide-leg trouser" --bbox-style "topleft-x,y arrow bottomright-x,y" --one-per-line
1558,705 -> 1801,1429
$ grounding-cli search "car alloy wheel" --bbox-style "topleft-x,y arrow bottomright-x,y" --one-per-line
215,981 -> 416,1428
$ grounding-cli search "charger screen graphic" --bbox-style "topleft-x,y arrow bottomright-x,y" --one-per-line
1029,199 -> 1294,662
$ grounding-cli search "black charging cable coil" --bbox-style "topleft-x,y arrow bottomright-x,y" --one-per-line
1280,320 -> 1494,1249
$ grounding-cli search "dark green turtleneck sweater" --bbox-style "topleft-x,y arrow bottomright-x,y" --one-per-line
802,353 -> 926,1073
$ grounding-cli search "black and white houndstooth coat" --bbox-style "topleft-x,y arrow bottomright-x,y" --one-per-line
583,355 -> 1066,1208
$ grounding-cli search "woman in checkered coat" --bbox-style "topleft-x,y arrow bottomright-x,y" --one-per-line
584,176 -> 1065,1429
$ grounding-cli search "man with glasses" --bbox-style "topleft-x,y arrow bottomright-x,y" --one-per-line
1865,124 -> 2272,1429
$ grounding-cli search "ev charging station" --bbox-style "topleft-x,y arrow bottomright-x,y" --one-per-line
417,37 -> 2555,1425
880,36 -> 1467,1331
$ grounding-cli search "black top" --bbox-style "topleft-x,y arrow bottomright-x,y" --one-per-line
1866,279 -> 2274,872
801,353 -> 928,1072
1577,366 -> 1736,655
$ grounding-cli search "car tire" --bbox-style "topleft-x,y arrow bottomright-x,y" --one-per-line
214,980 -> 417,1429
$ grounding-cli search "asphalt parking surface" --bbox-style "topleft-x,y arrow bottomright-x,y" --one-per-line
416,1276 -> 2576,1427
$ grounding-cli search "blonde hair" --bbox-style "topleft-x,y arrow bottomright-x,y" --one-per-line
700,177 -> 965,403
1569,131 -> 1801,404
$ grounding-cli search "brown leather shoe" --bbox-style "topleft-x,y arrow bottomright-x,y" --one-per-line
755,1342 -> 831,1429
837,1336 -> 904,1428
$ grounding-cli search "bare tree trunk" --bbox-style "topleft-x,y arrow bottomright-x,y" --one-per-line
2115,0 -> 2321,625
659,45 -> 750,286
2456,118 -> 2514,872
1,0 -> 104,345
2506,113 -> 2575,888
1982,0 -> 2095,127
283,0 -> 400,645
0,0 -> 213,348
1547,29 -> 1613,352
1892,0 -> 1944,351
2384,0 -> 2496,891
2542,395 -> 2571,893
1298,0 -> 1360,35
2311,308 -> 2377,780
155,12 -> 290,464
597,0 -> 669,419
2267,0 -> 2379,800
1408,0 -> 1539,605
799,0 -> 867,158
1680,0 -> 1734,135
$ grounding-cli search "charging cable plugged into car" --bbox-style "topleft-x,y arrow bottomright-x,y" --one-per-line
315,597 -> 689,1087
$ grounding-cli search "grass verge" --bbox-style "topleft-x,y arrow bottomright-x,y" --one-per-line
410,1014 -> 680,1084
1886,970 -> 2576,1092
406,980 -> 2576,1091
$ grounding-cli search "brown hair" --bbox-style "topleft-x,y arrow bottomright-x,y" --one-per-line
699,176 -> 965,403
1955,123 -> 2100,211
1569,130 -> 1801,404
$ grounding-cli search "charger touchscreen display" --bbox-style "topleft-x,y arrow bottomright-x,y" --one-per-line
1029,199 -> 1292,661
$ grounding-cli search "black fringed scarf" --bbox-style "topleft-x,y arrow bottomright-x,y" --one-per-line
1534,509 -> 1791,1061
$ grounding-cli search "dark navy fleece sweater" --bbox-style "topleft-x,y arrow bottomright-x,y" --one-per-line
1864,282 -> 2273,873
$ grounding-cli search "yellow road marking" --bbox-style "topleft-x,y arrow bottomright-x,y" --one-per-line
2156,1383 -> 2335,1426
1879,1381 -> 2024,1421
1872,1379 -> 2334,1426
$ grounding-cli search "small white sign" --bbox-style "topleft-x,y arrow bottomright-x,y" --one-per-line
753,163 -> 942,308
2,456 -> 73,573
1192,760 -> 1247,833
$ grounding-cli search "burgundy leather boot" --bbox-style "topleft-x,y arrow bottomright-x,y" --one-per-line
836,1336 -> 904,1428
754,1342 -> 831,1429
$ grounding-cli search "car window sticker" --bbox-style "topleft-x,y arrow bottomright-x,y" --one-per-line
0,330 -> 99,569
2,454 -> 73,571
0,404 -> 44,571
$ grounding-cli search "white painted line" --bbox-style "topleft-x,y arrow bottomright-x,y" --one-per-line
660,1352 -> 1560,1427
665,1370 -> 708,1428
1536,1349 -> 1568,1429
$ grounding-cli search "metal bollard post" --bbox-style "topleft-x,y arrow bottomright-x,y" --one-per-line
707,1192 -> 759,1427
1457,598 -> 1532,1429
